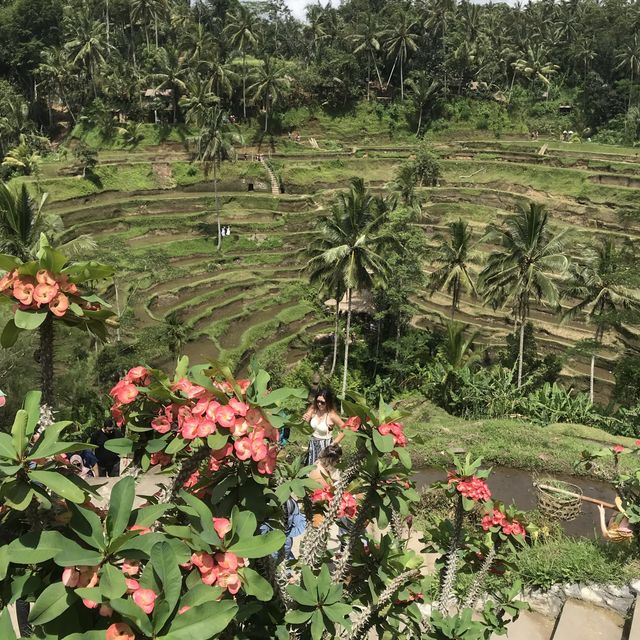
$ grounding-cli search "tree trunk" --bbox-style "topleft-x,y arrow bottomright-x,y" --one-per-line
367,52 -> 371,101
155,18 -> 159,48
242,52 -> 247,119
400,56 -> 404,101
39,314 -> 54,408
451,278 -> 458,320
130,17 -> 137,69
589,353 -> 595,404
341,288 -> 352,399
264,95 -> 269,133
106,0 -> 110,49
386,55 -> 399,89
517,318 -> 525,389
416,106 -> 423,136
330,287 -> 340,376
394,313 -> 401,362
214,161 -> 221,251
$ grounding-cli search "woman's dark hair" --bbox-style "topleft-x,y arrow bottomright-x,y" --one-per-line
313,387 -> 336,412
319,444 -> 342,466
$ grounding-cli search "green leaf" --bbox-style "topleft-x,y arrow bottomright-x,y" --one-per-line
11,409 -> 28,456
316,565 -> 331,599
150,542 -> 181,630
159,600 -> 238,640
131,504 -> 171,528
372,429 -> 395,453
0,319 -> 20,348
178,584 -> 224,609
62,632 -> 105,640
23,390 -> 42,435
0,546 -> 8,581
13,308 -> 48,330
324,602 -> 352,624
0,253 -> 22,270
206,432 -> 228,450
104,438 -> 133,455
0,433 -> 17,461
29,470 -> 85,503
228,530 -> 285,558
310,609 -> 324,640
8,531 -> 63,564
287,585 -> 317,607
106,476 -> 135,541
28,582 -> 75,625
178,490 -> 219,545
257,386 -> 307,406
239,567 -> 273,602
0,608 -> 17,640
54,538 -> 103,567
165,437 -> 188,455
2,480 -> 34,510
110,597 -> 153,636
285,609 -> 314,624
69,504 -> 105,551
100,563 -> 127,599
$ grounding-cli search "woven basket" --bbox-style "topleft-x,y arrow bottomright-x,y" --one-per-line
536,478 -> 583,521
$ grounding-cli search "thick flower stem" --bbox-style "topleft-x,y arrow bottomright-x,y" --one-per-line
437,493 -> 464,611
39,314 -> 54,408
462,545 -> 497,610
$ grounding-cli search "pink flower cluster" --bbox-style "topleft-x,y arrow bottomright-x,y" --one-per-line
344,416 -> 362,431
378,422 -> 407,447
448,472 -> 492,502
109,369 -> 280,475
190,550 -> 245,594
106,623 -> 135,640
310,487 -> 358,519
0,268 -> 80,317
481,508 -> 526,537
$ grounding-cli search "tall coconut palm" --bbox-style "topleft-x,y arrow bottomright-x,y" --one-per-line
383,14 -> 419,100
248,57 -> 290,133
224,6 -> 260,119
149,46 -> 189,123
350,15 -> 384,100
65,15 -> 111,97
564,239 -> 640,402
306,178 -> 393,398
424,0 -> 457,97
190,107 -> 241,251
480,203 -> 569,388
513,44 -> 559,97
131,0 -> 169,48
428,219 -> 477,319
616,34 -> 640,108
406,73 -> 440,136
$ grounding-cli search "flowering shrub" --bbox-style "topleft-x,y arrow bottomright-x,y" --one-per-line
0,236 -> 114,347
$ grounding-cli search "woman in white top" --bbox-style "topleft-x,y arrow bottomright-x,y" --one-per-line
303,388 -> 344,465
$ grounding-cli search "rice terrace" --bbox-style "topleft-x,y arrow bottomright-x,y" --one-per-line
2,0 -> 640,639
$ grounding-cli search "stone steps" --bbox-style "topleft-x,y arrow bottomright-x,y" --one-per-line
493,598 -> 629,640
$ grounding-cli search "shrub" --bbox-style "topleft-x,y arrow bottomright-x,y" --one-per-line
514,538 -> 639,590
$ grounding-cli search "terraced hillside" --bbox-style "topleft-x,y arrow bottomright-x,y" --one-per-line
31,130 -> 640,396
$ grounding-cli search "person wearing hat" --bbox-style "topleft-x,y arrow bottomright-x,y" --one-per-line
597,497 -> 634,543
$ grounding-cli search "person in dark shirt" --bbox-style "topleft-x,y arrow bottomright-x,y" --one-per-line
90,418 -> 121,477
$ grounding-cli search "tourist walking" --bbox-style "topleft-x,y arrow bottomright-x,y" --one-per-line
302,388 -> 344,465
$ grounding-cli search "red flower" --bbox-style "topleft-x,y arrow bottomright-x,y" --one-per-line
49,292 -> 69,317
213,517 -> 231,539
133,588 -> 157,614
613,445 -> 625,454
106,623 -> 135,640
110,380 -> 138,405
344,416 -> 362,431
449,474 -> 492,502
151,415 -> 171,434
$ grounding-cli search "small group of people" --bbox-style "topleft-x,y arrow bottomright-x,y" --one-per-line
220,225 -> 232,238
63,418 -> 122,478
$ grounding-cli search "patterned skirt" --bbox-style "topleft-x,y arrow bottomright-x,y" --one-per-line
306,437 -> 332,466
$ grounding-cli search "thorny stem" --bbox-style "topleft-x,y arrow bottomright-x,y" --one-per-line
462,545 -> 498,610
437,493 -> 464,611
348,569 -> 421,640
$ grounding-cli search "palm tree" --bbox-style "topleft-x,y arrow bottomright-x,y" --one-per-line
424,0 -> 457,97
65,15 -> 110,97
564,240 -> 640,402
350,15 -> 383,100
180,75 -> 217,127
190,107 -> 241,251
0,181 -> 96,261
406,73 -> 440,136
480,203 -> 569,388
383,14 -> 419,100
616,34 -> 640,108
131,0 -> 169,48
248,57 -> 290,133
149,46 -> 189,123
428,219 -> 477,319
306,178 -> 393,398
513,44 -> 559,98
224,6 -> 260,119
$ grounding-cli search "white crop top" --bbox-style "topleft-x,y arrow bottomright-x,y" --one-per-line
310,412 -> 331,439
